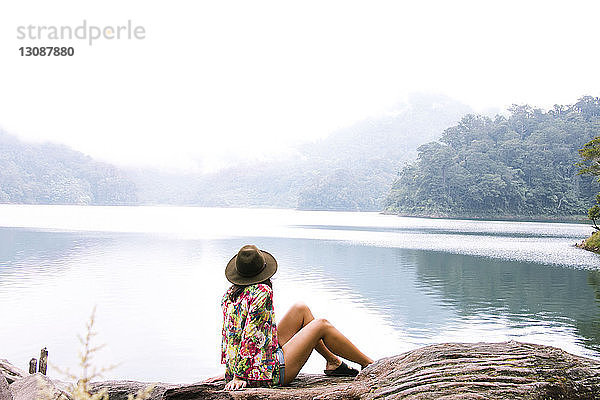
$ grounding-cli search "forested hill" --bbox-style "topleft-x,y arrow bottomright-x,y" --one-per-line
131,93 -> 471,211
294,93 -> 471,210
0,131 -> 136,205
384,96 -> 600,219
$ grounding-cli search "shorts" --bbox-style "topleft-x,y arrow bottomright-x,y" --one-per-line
273,346 -> 286,386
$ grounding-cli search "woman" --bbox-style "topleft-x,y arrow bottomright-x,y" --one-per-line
205,244 -> 373,391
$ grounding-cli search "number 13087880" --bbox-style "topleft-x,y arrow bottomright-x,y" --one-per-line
19,47 -> 75,56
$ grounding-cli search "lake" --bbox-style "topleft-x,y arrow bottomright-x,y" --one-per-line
0,205 -> 599,383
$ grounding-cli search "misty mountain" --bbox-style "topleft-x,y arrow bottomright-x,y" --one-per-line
132,93 -> 471,210
0,93 -> 470,210
300,93 -> 472,162
0,130 -> 136,205
294,93 -> 472,210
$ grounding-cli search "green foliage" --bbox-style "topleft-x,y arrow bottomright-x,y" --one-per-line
384,97 -> 600,218
578,137 -> 600,177
0,131 -> 136,205
589,205 -> 600,230
577,104 -> 600,229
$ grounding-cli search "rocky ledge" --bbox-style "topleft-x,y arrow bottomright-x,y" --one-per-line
3,341 -> 600,400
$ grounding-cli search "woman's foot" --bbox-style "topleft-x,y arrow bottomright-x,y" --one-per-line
325,355 -> 373,372
324,361 -> 359,377
325,358 -> 342,371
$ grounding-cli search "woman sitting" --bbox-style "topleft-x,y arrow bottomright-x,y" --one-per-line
205,244 -> 373,390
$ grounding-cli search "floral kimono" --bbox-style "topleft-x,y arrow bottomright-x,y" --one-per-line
221,283 -> 280,385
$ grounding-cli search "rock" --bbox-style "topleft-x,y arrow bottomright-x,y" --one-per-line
89,381 -> 176,400
9,373 -> 71,400
0,372 -> 13,400
348,341 -> 600,400
164,374 -> 355,400
8,341 -> 600,399
89,374 -> 355,400
576,231 -> 600,254
0,360 -> 26,384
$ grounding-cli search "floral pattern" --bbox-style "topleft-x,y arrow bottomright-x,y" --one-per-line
221,283 -> 280,384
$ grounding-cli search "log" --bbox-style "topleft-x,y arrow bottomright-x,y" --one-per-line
28,359 -> 37,375
38,348 -> 48,375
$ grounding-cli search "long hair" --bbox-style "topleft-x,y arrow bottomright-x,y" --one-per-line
228,278 -> 273,302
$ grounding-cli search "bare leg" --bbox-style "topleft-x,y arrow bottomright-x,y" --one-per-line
277,302 -> 340,370
281,318 -> 373,385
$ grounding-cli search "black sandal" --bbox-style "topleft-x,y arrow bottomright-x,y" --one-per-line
323,361 -> 359,377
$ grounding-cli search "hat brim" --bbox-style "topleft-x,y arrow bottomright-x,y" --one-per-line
225,249 -> 278,285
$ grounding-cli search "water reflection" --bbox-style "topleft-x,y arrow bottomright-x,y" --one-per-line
412,250 -> 600,356
0,228 -> 106,294
232,237 -> 600,361
261,238 -> 451,336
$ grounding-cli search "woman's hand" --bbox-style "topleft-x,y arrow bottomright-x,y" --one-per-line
224,376 -> 247,391
203,373 -> 225,383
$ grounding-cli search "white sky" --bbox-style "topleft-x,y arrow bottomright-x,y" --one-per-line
0,0 -> 599,172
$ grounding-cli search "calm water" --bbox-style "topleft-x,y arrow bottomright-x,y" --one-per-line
0,205 -> 599,383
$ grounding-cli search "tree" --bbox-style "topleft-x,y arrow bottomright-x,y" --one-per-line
385,97 -> 600,218
579,137 -> 600,177
579,137 -> 600,229
589,204 -> 600,231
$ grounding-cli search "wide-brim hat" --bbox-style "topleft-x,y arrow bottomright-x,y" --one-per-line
225,244 -> 278,285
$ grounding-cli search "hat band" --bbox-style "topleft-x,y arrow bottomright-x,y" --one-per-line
237,261 -> 267,277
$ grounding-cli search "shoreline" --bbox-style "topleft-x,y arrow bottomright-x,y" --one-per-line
381,210 -> 591,224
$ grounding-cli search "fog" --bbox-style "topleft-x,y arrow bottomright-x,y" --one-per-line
1,0 -> 599,172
